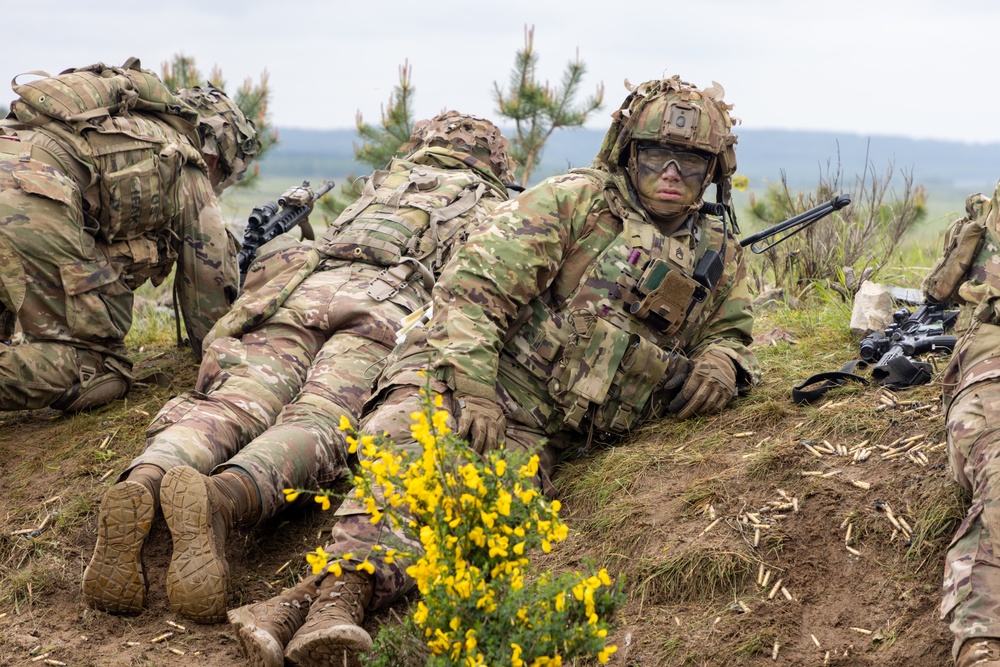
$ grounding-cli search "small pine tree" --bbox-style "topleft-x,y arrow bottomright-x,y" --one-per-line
160,53 -> 277,189
317,61 -> 419,220
353,60 -> 416,171
494,25 -> 604,187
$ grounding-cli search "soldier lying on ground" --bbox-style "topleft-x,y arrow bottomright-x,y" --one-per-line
0,57 -> 258,412
82,113 -> 515,635
232,75 -> 762,667
929,186 -> 1000,667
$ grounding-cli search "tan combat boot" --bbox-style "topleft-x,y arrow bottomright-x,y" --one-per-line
82,465 -> 162,614
284,570 -> 375,667
160,466 -> 260,624
52,352 -> 131,412
958,639 -> 1000,666
228,575 -> 323,667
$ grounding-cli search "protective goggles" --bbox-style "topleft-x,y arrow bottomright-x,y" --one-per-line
635,144 -> 712,180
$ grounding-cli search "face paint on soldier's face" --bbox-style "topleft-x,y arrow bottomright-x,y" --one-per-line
633,158 -> 700,208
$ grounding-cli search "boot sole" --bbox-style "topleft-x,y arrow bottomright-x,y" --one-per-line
82,481 -> 153,614
161,466 -> 229,623
284,625 -> 372,667
229,605 -> 286,667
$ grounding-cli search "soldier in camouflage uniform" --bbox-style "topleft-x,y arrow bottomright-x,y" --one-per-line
0,57 -> 257,412
82,113 -> 514,635
930,187 -> 1000,666
236,76 -> 761,667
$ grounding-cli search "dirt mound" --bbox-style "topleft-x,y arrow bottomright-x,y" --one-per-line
0,320 -> 963,666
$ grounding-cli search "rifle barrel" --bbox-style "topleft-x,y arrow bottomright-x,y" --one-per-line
741,194 -> 851,253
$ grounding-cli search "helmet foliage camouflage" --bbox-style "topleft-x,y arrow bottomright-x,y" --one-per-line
596,76 -> 738,218
177,84 -> 260,188
401,111 -> 516,184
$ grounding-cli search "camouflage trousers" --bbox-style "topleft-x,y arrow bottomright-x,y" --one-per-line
130,265 -> 419,522
942,379 -> 1000,657
0,156 -> 133,409
324,381 -> 562,612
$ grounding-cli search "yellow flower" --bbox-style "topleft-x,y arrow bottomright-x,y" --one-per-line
495,459 -> 507,476
305,547 -> 328,575
356,559 -> 375,575
314,495 -> 331,511
413,601 -> 429,625
282,488 -> 300,502
597,645 -> 619,663
327,561 -> 343,577
511,643 -> 524,667
338,415 -> 352,431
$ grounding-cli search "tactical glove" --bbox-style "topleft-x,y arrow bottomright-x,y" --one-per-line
668,348 -> 737,419
456,394 -> 506,454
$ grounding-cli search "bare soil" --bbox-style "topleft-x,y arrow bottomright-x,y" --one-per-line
0,334 -> 962,667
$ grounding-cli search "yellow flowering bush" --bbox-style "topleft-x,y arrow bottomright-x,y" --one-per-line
287,388 -> 622,666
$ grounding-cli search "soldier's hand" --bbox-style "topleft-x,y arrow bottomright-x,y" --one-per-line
668,348 -> 737,419
455,394 -> 506,454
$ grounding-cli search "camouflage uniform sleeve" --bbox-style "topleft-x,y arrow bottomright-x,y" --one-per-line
685,233 -> 761,388
174,166 -> 239,357
426,174 -> 602,400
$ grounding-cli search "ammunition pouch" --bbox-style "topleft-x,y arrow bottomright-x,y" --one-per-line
550,311 -> 676,433
623,258 -> 701,335
319,161 -> 489,271
503,301 -> 677,435
923,193 -> 989,305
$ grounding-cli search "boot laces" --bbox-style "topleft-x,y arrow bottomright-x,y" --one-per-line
961,639 -> 1000,666
249,584 -> 319,644
312,572 -> 372,626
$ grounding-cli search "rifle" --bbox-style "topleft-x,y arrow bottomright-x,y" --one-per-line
237,179 -> 335,286
740,194 -> 852,253
859,304 -> 958,387
793,302 -> 958,403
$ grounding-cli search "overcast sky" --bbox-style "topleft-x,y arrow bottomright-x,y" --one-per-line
6,0 -> 999,145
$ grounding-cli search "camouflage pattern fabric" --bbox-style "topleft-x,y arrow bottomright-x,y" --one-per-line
324,78 -> 762,610
0,147 -> 230,409
939,180 -> 1000,657
132,264 -> 420,520
129,142 -> 510,523
423,171 -> 758,422
942,382 -> 1000,659
941,182 -> 1000,408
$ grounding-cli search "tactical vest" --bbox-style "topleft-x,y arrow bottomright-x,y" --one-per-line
499,177 -> 727,435
317,158 -> 502,294
8,61 -> 204,246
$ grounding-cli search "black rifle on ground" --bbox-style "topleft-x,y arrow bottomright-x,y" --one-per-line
237,179 -> 335,286
792,303 -> 958,403
859,304 -> 959,387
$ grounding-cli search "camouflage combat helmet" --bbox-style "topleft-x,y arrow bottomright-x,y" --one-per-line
596,76 -> 738,219
177,84 -> 260,189
401,111 -> 516,184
